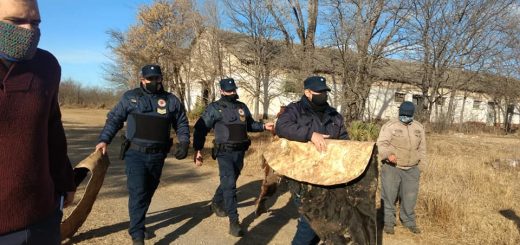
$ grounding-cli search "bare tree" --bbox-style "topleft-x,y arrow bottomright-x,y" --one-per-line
106,0 -> 202,105
224,0 -> 283,119
104,30 -> 144,90
481,9 -> 520,132
266,0 -> 319,77
324,0 -> 410,122
403,0 -> 514,122
189,0 -> 225,107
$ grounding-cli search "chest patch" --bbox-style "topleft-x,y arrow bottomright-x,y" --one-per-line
157,99 -> 167,114
238,108 -> 245,122
158,99 -> 167,107
157,108 -> 167,114
392,129 -> 404,136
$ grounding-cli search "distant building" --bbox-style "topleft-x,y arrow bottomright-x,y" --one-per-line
183,29 -> 519,126
365,81 -> 519,125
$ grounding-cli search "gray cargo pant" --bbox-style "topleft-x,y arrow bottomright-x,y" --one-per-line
381,163 -> 420,228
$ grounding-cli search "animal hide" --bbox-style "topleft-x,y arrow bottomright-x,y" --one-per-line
61,151 -> 110,240
261,139 -> 378,244
263,139 -> 375,186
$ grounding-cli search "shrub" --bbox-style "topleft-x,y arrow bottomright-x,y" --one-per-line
188,97 -> 207,121
59,79 -> 120,108
347,121 -> 380,141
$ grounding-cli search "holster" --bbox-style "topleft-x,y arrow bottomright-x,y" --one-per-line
119,135 -> 131,160
212,139 -> 251,160
211,140 -> 219,160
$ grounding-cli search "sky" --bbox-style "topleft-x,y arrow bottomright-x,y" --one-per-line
35,0 -> 313,89
38,0 -> 154,88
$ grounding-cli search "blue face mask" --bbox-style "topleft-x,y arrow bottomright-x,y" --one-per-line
399,115 -> 413,124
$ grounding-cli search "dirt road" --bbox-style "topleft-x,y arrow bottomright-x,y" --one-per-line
61,108 -> 431,245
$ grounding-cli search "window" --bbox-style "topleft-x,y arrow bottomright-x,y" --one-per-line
473,100 -> 481,109
394,92 -> 405,102
412,94 -> 423,106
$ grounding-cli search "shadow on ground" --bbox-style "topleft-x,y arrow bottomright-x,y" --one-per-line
499,209 -> 520,233
64,123 -> 212,200
235,180 -> 298,245
67,179 -> 296,244
67,200 -> 212,244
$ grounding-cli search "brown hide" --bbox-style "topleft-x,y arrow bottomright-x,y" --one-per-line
258,139 -> 378,244
60,151 -> 110,240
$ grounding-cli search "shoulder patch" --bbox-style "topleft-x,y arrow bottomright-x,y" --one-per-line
210,102 -> 223,112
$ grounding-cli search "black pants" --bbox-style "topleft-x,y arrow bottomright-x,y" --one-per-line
124,149 -> 166,240
213,150 -> 245,222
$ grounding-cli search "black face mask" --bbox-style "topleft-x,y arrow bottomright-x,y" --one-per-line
311,93 -> 328,106
144,81 -> 162,94
223,94 -> 239,102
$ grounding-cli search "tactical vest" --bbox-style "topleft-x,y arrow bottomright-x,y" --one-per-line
213,101 -> 249,145
126,91 -> 171,145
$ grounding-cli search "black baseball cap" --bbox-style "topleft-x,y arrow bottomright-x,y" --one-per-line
304,76 -> 331,92
220,78 -> 238,91
141,65 -> 162,78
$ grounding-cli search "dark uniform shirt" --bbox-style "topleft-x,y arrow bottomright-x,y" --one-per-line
98,87 -> 190,147
193,97 -> 264,151
276,95 -> 349,141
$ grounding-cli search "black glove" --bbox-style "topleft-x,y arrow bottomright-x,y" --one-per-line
174,142 -> 189,160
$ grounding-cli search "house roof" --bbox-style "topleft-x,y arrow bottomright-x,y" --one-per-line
207,29 -> 517,95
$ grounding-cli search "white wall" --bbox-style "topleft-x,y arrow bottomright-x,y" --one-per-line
364,81 -> 520,125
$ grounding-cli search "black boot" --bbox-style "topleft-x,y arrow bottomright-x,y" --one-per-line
132,238 -> 144,245
229,220 -> 244,237
211,201 -> 227,217
144,229 -> 155,240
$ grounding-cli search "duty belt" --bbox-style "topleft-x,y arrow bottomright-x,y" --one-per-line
129,143 -> 169,154
217,142 -> 250,152
383,160 -> 397,167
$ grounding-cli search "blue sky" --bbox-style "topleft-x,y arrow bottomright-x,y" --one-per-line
38,0 -> 154,88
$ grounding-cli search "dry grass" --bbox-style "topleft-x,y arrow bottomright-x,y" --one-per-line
242,132 -> 520,244
419,134 -> 520,244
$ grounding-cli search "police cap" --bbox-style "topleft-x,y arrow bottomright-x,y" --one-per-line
219,78 -> 238,91
141,64 -> 162,78
304,76 -> 331,92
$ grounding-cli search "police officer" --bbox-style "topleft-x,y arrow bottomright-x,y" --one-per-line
192,78 -> 274,237
275,76 -> 349,245
376,101 -> 426,235
95,65 -> 190,245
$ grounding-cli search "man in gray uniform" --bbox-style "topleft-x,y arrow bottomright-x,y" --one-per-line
376,101 -> 427,235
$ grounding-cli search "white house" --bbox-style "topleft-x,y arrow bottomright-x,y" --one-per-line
183,30 -> 519,126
